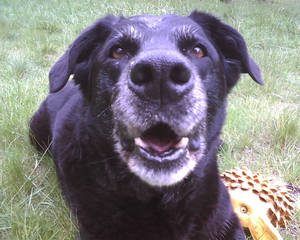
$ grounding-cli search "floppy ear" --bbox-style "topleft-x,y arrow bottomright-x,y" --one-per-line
49,15 -> 117,93
189,11 -> 263,89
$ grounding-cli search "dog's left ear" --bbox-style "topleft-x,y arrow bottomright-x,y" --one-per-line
49,15 -> 118,93
189,11 -> 263,89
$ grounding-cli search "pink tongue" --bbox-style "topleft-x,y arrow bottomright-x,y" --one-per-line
143,138 -> 176,153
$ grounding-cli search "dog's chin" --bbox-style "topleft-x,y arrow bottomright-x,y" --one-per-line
115,123 -> 206,187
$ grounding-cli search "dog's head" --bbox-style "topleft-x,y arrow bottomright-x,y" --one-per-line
49,12 -> 262,187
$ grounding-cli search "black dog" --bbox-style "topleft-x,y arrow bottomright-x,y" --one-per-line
30,11 -> 263,240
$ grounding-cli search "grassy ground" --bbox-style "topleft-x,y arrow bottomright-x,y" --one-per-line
0,0 -> 299,239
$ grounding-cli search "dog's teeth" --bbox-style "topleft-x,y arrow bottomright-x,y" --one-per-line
174,137 -> 189,149
134,137 -> 148,149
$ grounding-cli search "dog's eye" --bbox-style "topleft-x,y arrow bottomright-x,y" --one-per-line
190,46 -> 205,58
111,47 -> 126,60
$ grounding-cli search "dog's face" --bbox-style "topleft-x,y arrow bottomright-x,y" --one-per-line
49,12 -> 262,187
109,15 -> 210,186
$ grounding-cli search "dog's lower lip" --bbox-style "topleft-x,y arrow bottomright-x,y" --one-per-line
133,137 -> 189,162
136,145 -> 186,162
134,137 -> 189,152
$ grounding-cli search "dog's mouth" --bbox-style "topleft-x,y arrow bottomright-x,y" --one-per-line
134,123 -> 189,161
116,122 -> 205,186
119,122 -> 203,163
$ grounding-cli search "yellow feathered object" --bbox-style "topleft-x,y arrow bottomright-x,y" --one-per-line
221,168 -> 295,240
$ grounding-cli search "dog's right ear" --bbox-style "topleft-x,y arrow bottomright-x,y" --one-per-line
189,11 -> 263,91
49,15 -> 117,93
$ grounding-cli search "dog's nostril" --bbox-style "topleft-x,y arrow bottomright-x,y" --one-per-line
170,64 -> 191,85
130,63 -> 153,86
129,58 -> 194,102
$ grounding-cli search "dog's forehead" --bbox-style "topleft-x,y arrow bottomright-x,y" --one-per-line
129,15 -> 166,29
118,14 -> 200,34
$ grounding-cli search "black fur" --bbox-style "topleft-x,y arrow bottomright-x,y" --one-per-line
30,11 -> 262,240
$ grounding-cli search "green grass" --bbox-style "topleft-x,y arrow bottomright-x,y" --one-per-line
0,0 -> 299,239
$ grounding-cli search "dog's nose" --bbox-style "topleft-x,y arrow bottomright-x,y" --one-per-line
129,56 -> 193,104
